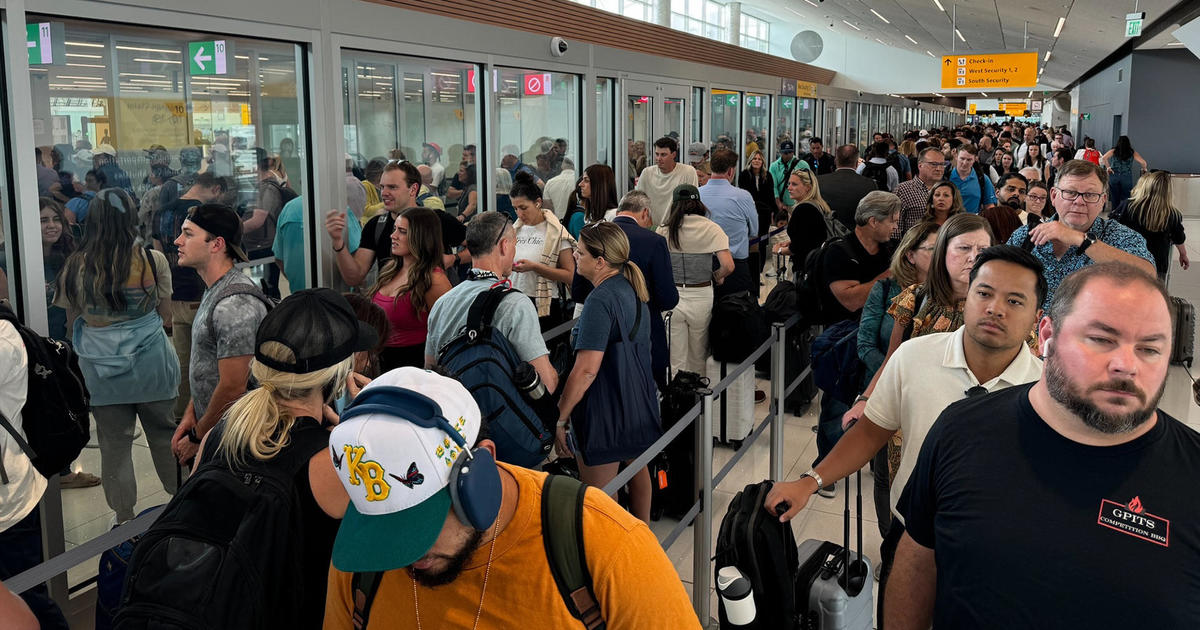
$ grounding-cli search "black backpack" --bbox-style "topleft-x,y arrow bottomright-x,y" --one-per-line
205,282 -> 276,341
715,481 -> 799,630
860,161 -> 890,191
350,474 -> 606,630
437,287 -> 554,468
709,291 -> 769,364
0,303 -> 91,480
264,178 -> 299,206
796,236 -> 848,328
115,422 -> 329,630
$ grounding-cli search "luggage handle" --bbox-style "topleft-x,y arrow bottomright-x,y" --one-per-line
841,419 -> 868,597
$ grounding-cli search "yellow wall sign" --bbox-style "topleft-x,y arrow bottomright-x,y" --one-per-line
796,81 -> 817,98
940,52 -> 1038,89
968,103 -> 977,114
1000,102 -> 1028,116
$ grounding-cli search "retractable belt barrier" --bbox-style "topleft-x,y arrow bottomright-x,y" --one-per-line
13,312 -> 810,627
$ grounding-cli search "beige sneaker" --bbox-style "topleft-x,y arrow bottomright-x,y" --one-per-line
60,471 -> 102,489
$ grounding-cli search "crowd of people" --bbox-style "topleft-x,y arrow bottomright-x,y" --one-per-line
2,117 -> 1197,629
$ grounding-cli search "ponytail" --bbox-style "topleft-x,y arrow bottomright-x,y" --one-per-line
622,261 -> 650,303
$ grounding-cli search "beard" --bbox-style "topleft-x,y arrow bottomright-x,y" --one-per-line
1004,196 -> 1023,210
1043,348 -> 1164,434
408,528 -> 485,588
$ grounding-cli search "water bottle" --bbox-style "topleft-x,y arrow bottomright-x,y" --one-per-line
514,362 -> 549,400
716,566 -> 756,626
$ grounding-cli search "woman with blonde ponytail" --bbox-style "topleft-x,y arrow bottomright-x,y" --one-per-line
189,288 -> 378,629
555,222 -> 661,524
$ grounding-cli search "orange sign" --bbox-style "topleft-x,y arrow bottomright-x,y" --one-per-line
940,52 -> 1038,89
1000,102 -> 1028,116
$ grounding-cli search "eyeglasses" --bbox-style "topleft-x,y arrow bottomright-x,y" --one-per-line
494,219 -> 511,246
1056,188 -> 1104,203
1026,193 -> 1048,202
579,223 -> 607,260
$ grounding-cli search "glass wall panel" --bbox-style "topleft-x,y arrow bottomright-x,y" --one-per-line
710,89 -> 740,154
691,86 -> 704,143
495,68 -> 579,188
596,78 -> 614,166
663,97 -> 685,145
27,15 -> 309,587
626,94 -> 651,189
774,96 -> 795,155
846,103 -> 859,152
797,97 -> 815,152
744,93 -> 769,164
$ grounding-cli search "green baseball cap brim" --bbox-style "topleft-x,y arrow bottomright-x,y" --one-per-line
331,486 -> 451,573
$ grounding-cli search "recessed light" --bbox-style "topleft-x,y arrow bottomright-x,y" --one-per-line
933,0 -> 945,11
956,29 -> 966,42
1053,17 -> 1066,38
843,20 -> 861,31
906,35 -> 918,44
926,50 -> 935,57
1044,51 -> 1051,61
981,92 -> 988,97
871,9 -> 890,24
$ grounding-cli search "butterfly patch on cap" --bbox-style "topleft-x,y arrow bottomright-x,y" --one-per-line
390,462 -> 425,489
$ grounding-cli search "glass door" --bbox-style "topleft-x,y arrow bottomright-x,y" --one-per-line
623,79 -> 691,190
824,100 -> 844,147
744,93 -> 771,167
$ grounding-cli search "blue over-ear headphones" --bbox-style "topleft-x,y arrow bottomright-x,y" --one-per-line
341,386 -> 502,531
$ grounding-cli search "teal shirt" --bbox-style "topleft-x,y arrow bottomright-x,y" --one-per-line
273,197 -> 360,292
768,157 -> 809,207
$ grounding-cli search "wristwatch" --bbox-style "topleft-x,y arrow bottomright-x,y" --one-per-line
1078,234 -> 1097,255
854,394 -> 869,404
798,469 -> 824,490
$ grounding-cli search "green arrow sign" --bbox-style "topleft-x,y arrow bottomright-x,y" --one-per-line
27,22 -> 65,65
727,94 -> 739,107
188,40 -> 229,75
781,97 -> 794,110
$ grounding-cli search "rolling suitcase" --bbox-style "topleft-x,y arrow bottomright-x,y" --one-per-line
786,326 -> 818,416
1169,296 -> 1195,367
794,468 -> 873,630
708,356 -> 755,446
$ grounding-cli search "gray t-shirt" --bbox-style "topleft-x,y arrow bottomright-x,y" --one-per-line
190,268 -> 268,418
424,277 -> 549,362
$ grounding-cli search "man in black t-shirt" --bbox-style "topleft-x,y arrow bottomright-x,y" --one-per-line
891,262 -> 1200,629
325,161 -> 422,286
809,190 -> 897,496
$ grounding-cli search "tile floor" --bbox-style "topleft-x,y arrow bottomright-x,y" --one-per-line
56,221 -> 1200,628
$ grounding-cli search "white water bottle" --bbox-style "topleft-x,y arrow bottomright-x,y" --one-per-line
716,565 -> 756,625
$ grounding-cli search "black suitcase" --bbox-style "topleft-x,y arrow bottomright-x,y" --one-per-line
786,326 -> 818,416
1169,296 -> 1195,367
652,369 -> 709,520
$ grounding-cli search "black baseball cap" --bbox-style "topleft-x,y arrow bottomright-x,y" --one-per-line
186,204 -> 249,263
673,184 -> 701,202
254,288 -> 379,374
780,141 -> 796,153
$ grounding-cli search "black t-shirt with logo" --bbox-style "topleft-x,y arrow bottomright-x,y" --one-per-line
899,383 -> 1200,628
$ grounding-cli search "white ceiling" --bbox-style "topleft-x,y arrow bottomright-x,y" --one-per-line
749,0 -> 1189,97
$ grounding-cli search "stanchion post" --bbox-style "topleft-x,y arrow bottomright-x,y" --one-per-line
770,322 -> 786,482
693,392 -> 715,622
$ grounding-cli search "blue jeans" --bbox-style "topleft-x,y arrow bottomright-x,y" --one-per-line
812,392 -> 849,469
0,506 -> 69,630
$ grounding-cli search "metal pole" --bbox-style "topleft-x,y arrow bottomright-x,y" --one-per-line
769,322 -> 787,482
1024,21 -> 1029,50
693,392 -> 715,623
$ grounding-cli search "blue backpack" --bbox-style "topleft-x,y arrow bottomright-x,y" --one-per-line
811,319 -> 864,406
437,287 -> 553,467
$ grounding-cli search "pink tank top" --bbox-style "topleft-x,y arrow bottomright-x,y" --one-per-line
372,289 -> 430,348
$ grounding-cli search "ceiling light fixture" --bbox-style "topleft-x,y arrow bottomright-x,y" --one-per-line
906,35 -> 918,44
1167,42 -> 1184,46
843,20 -> 861,31
1028,90 -> 1034,98
871,9 -> 890,24
981,92 -> 988,97
933,0 -> 945,11
1053,17 -> 1066,38
1044,51 -> 1051,61
933,92 -> 946,97
956,29 -> 966,42
804,0 -> 819,7
926,50 -> 935,57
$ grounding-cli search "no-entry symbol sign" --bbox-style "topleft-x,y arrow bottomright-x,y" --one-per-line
523,73 -> 553,96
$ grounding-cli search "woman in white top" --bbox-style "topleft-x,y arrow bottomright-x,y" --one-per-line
655,184 -> 734,375
511,171 -> 577,328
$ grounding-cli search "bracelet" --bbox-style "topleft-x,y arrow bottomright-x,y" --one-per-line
556,420 -> 569,428
186,427 -> 202,444
333,242 -> 346,252
798,469 -> 824,489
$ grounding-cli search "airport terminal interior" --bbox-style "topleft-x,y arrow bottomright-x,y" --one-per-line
4,0 -> 1200,627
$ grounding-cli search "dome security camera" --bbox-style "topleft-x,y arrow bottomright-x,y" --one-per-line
551,37 -> 569,57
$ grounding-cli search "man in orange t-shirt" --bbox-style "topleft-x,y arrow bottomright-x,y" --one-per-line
323,368 -> 700,629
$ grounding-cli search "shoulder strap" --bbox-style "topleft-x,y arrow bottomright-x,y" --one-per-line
466,286 -> 516,336
0,411 -> 36,465
628,300 -> 643,342
206,282 -> 273,340
349,571 -> 383,630
542,475 -> 605,630
373,213 -> 391,244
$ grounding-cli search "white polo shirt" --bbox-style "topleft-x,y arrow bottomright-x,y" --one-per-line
864,326 -> 1042,523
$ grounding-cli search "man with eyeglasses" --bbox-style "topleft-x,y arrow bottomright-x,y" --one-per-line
765,245 -> 1046,627
423,212 -> 557,395
893,147 -> 947,238
1006,160 -> 1154,310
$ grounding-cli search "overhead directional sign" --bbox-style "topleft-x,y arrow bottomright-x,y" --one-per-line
188,40 -> 229,76
940,52 -> 1038,89
27,22 -> 66,65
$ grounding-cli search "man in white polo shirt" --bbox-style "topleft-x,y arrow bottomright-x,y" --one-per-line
764,245 -> 1046,626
